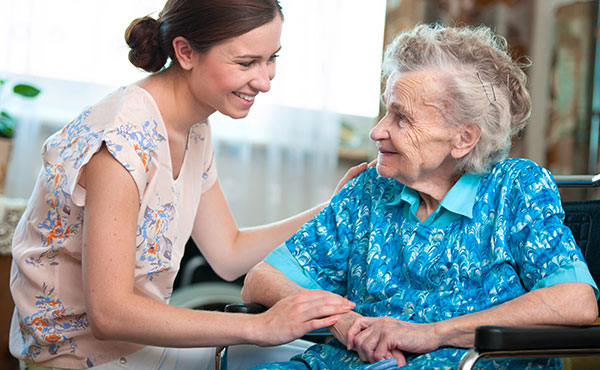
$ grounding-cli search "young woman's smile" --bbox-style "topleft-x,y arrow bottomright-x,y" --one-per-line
187,15 -> 283,119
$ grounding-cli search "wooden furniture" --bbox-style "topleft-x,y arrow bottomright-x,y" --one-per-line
0,197 -> 27,370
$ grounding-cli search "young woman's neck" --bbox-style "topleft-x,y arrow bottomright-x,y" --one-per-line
138,66 -> 214,134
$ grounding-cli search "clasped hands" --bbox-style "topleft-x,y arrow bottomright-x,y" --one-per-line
330,310 -> 441,367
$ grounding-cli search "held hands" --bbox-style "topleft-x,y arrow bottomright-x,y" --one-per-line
329,310 -> 365,347
346,317 -> 440,366
253,289 -> 355,347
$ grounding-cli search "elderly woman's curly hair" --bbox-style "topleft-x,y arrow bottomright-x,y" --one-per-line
382,24 -> 531,174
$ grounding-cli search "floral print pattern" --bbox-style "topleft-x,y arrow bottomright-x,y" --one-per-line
10,85 -> 218,367
19,283 -> 88,363
253,159 -> 590,370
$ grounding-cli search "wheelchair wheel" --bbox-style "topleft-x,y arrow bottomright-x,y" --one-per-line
170,282 -> 243,311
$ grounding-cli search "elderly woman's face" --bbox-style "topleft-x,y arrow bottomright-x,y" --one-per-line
370,71 -> 461,185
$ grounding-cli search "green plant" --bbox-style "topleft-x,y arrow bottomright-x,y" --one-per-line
0,79 -> 41,138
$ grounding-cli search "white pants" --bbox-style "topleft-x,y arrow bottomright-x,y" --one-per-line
88,340 -> 312,370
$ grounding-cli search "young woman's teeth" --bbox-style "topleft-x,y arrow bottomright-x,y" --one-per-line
235,92 -> 254,102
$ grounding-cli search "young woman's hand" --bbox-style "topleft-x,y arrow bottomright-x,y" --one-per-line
252,289 -> 355,347
331,160 -> 375,197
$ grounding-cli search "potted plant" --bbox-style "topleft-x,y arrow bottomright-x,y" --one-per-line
0,79 -> 41,193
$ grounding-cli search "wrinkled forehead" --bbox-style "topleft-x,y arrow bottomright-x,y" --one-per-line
383,70 -> 445,105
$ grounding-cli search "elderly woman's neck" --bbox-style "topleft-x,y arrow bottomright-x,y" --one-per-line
410,172 -> 462,223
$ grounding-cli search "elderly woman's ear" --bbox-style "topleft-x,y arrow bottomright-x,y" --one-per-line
450,123 -> 481,160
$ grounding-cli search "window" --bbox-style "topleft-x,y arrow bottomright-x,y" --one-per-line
0,0 -> 386,118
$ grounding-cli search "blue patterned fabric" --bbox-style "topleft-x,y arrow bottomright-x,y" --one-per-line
254,158 -> 598,370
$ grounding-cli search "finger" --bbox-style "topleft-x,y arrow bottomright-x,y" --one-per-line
352,161 -> 369,172
373,341 -> 390,362
367,159 -> 377,167
333,162 -> 368,194
303,316 -> 338,332
292,290 -> 354,312
346,319 -> 372,350
354,326 -> 378,363
391,349 -> 406,368
298,303 -> 353,320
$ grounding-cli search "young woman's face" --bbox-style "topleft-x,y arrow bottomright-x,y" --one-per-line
189,15 -> 283,119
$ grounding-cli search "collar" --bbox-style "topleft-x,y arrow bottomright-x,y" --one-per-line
387,172 -> 481,221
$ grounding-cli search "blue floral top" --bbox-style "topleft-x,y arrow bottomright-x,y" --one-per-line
257,158 -> 598,370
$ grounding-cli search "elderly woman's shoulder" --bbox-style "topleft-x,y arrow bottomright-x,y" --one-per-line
490,158 -> 550,176
484,157 -> 556,191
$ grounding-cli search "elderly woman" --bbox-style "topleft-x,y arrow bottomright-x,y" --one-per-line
240,24 -> 599,369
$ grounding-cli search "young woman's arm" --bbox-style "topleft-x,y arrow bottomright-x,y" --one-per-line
191,162 -> 369,281
82,145 -> 354,347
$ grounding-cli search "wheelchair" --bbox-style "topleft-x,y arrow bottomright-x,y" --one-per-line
457,174 -> 600,370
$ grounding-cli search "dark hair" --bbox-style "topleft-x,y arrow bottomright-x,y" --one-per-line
125,0 -> 283,72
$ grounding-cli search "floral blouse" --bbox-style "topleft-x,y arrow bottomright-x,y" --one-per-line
9,85 -> 217,368
258,159 -> 597,370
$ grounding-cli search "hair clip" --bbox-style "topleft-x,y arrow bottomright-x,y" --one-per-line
477,71 -> 496,104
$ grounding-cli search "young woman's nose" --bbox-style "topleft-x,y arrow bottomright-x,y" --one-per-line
250,63 -> 273,92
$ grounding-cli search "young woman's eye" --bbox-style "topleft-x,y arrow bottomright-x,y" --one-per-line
239,61 -> 254,68
267,54 -> 279,63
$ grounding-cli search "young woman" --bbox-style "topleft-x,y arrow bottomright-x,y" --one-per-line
9,1 -> 361,369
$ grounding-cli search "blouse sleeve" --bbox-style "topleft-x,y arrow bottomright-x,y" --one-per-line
507,163 -> 596,295
280,171 -> 369,297
42,111 -> 150,207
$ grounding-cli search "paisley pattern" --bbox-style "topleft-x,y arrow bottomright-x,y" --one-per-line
253,158 -> 588,370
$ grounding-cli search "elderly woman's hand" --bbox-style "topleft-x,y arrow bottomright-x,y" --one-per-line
328,310 -> 365,347
346,316 -> 440,365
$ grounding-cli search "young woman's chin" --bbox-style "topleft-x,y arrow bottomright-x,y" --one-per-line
222,109 -> 251,120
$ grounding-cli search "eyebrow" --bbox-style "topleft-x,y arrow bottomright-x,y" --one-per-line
236,46 -> 282,59
389,101 -> 413,120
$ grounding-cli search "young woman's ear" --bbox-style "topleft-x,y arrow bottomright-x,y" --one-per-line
451,123 -> 481,159
172,36 -> 195,70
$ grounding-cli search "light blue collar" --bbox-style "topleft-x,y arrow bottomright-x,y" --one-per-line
388,173 -> 482,227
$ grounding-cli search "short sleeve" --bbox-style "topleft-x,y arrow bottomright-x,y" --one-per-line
42,110 -> 151,207
264,245 -> 322,289
507,163 -> 590,291
532,261 -> 599,299
283,171 -> 370,296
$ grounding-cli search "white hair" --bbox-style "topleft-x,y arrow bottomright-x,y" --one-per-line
383,24 -> 531,174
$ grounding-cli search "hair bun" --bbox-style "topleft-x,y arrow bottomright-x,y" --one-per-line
124,16 -> 168,72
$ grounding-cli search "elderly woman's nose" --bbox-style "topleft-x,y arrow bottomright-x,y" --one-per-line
369,119 -> 389,141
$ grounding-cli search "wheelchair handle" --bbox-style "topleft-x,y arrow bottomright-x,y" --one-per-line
554,174 -> 600,187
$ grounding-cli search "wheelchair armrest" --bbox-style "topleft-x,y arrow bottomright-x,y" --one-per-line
224,303 -> 267,314
458,325 -> 600,370
475,325 -> 600,351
